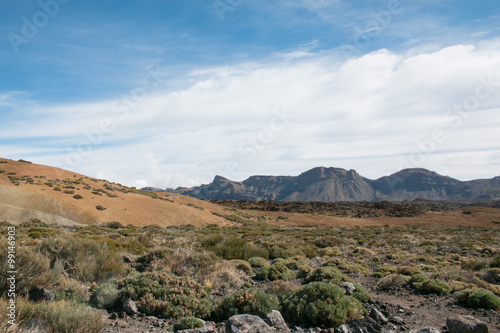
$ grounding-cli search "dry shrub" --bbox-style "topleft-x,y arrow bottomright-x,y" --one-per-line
137,247 -> 220,284
266,280 -> 299,299
0,241 -> 61,296
0,298 -> 105,333
376,274 -> 411,290
39,236 -> 126,283
209,261 -> 250,291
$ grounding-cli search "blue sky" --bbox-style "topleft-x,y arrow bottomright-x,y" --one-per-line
1,0 -> 500,188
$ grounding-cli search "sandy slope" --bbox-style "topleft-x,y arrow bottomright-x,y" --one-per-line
0,158 -> 228,227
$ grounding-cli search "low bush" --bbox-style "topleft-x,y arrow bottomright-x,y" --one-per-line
90,280 -> 120,309
229,259 -> 253,273
255,262 -> 296,281
266,280 -> 299,300
409,273 -> 429,288
0,243 -> 61,295
117,271 -> 213,319
305,267 -> 347,284
454,288 -> 500,310
214,237 -> 269,260
215,288 -> 279,321
373,265 -> 397,278
397,266 -> 422,276
483,268 -> 500,284
416,279 -> 452,295
281,282 -> 367,328
491,256 -> 500,268
0,298 -> 105,333
247,256 -> 269,268
376,274 -> 412,290
39,236 -> 126,283
174,317 -> 205,331
318,246 -> 343,257
352,283 -> 372,303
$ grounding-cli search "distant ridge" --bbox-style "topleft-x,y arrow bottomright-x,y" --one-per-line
160,167 -> 500,202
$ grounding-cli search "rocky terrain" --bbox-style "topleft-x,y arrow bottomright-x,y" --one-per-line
162,167 -> 500,202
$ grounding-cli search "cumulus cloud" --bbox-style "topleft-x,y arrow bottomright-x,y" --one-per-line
2,42 -> 500,187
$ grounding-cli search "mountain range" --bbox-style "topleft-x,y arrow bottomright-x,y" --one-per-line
158,167 -> 500,202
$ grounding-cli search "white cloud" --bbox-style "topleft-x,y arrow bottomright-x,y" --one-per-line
2,42 -> 500,187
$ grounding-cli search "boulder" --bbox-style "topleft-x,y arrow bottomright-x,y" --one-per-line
122,299 -> 138,315
265,310 -> 289,331
335,324 -> 352,333
447,316 -> 488,333
339,282 -> 356,295
346,316 -> 385,333
368,307 -> 389,325
226,314 -> 274,333
28,287 -> 54,302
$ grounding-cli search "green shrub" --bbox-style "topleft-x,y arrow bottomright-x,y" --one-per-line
29,230 -> 42,239
305,267 -> 347,284
463,259 -> 488,271
323,257 -> 369,274
319,247 -> 343,257
491,256 -> 500,268
104,221 -> 124,229
416,279 -> 452,295
90,280 -> 120,309
117,271 -> 213,319
247,257 -> 269,268
409,273 -> 429,288
264,241 -> 304,259
229,259 -> 253,273
55,285 -> 88,304
281,282 -> 367,328
174,317 -> 205,331
454,288 -> 500,310
215,288 -> 279,321
297,264 -> 314,278
96,205 -> 106,211
0,298 -> 105,333
255,263 -> 296,281
352,283 -> 372,303
73,194 -> 83,199
214,237 -> 269,260
397,266 -> 422,276
373,265 -> 397,278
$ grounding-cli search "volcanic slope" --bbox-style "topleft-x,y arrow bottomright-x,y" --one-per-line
0,158 -> 228,227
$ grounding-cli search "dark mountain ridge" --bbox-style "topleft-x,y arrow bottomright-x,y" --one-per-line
158,167 -> 500,202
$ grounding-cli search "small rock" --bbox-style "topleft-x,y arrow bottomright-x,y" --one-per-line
226,314 -> 274,333
369,307 -> 389,325
339,282 -> 356,295
28,287 -> 54,303
447,315 -> 489,333
391,316 -> 404,325
416,328 -> 440,333
122,299 -> 138,315
335,324 -> 352,333
265,310 -> 289,331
